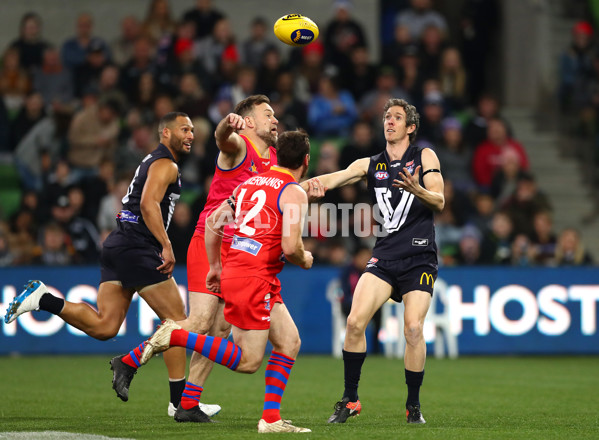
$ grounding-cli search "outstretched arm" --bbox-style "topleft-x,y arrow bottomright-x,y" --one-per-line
214,113 -> 248,168
303,157 -> 369,196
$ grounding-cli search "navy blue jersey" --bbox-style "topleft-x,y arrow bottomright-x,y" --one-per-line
367,145 -> 437,260
104,143 -> 181,249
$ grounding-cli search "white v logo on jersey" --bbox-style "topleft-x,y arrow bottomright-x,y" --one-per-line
374,187 -> 414,233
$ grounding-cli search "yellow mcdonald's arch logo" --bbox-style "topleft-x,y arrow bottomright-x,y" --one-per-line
376,163 -> 387,171
420,272 -> 434,287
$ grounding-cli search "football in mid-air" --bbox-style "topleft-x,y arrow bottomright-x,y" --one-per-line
273,14 -> 319,47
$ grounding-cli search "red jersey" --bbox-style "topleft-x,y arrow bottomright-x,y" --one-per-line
195,135 -> 277,241
221,167 -> 298,285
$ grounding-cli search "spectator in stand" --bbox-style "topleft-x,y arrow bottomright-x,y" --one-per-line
111,16 -> 142,67
343,45 -> 377,102
458,0 -> 500,103
472,117 -> 529,189
417,90 -> 445,146
9,12 -> 49,72
48,191 -> 101,264
269,70 -> 307,129
119,36 -> 157,102
31,222 -> 74,266
229,65 -> 258,107
0,100 -> 9,153
97,65 -> 128,114
463,93 -> 510,150
395,0 -> 448,41
382,16 -> 414,68
40,159 -> 76,219
435,117 -> 474,192
169,201 -> 195,265
438,46 -> 468,112
256,47 -> 284,97
529,210 -> 557,266
141,0 -> 177,43
558,20 -> 595,113
78,159 -> 116,225
489,147 -> 525,205
455,224 -> 487,265
9,92 -> 45,152
469,191 -> 495,237
67,97 -> 121,181
61,13 -> 110,72
7,208 -> 37,264
97,177 -> 130,241
323,0 -> 368,71
0,225 -> 14,267
181,0 -> 225,40
14,109 -> 72,192
419,24 -> 446,81
73,39 -> 111,99
359,66 -> 409,130
482,210 -> 514,265
175,73 -> 210,120
554,228 -> 594,266
307,74 -> 358,138
510,233 -> 534,266
294,40 -> 326,103
168,23 -> 214,93
502,172 -> 552,238
32,46 -> 75,112
396,43 -> 423,103
240,17 -> 276,71
0,47 -> 31,116
339,120 -> 379,169
132,71 -> 159,118
194,17 -> 237,76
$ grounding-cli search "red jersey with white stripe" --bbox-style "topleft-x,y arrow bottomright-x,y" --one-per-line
221,167 -> 298,285
195,135 -> 277,242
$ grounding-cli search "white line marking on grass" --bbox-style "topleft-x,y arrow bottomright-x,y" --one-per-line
0,433 -> 134,440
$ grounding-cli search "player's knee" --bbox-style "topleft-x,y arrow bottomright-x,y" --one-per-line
212,322 -> 231,339
346,314 -> 367,336
404,321 -> 423,344
236,357 -> 261,374
90,325 -> 120,341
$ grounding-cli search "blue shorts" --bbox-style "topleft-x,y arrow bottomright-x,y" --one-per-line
364,253 -> 438,302
100,244 -> 169,289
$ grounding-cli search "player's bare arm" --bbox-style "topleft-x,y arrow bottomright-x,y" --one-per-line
280,184 -> 313,269
214,113 -> 247,168
204,193 -> 238,292
306,158 -> 369,195
392,147 -> 445,212
140,158 -> 179,276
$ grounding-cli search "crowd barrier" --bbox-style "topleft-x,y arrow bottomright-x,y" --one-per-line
1,266 -> 597,355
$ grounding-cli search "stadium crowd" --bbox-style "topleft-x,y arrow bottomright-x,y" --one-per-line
0,0 -> 594,269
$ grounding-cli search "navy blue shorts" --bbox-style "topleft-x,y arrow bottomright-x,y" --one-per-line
364,253 -> 438,302
100,244 -> 169,289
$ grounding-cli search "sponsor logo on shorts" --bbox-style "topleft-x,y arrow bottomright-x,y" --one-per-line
375,171 -> 389,180
420,272 -> 434,288
231,235 -> 263,256
264,293 -> 271,311
412,238 -> 428,246
366,257 -> 378,268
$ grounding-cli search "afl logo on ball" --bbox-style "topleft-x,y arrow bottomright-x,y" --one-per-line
375,171 -> 389,180
292,29 -> 315,44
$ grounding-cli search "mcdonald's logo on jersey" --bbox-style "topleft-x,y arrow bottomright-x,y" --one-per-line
376,162 -> 387,171
420,272 -> 434,287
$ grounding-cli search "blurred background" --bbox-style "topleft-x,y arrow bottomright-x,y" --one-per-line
0,0 -> 597,356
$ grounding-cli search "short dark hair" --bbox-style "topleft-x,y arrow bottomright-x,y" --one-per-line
158,111 -> 189,135
276,130 -> 310,169
234,94 -> 270,117
382,98 -> 420,142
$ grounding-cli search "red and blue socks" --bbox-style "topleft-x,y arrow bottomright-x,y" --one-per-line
262,351 -> 295,423
121,341 -> 146,368
180,382 -> 203,410
170,329 -> 242,370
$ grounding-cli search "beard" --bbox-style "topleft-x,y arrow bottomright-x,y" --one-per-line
257,128 -> 278,147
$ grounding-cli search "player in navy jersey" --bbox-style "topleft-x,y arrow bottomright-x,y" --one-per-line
307,98 -> 444,424
4,112 -> 194,405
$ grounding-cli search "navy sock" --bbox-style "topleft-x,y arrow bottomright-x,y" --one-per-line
342,350 -> 366,401
405,369 -> 424,407
169,378 -> 186,407
39,293 -> 65,315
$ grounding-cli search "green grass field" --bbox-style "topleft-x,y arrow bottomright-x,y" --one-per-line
0,354 -> 597,439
